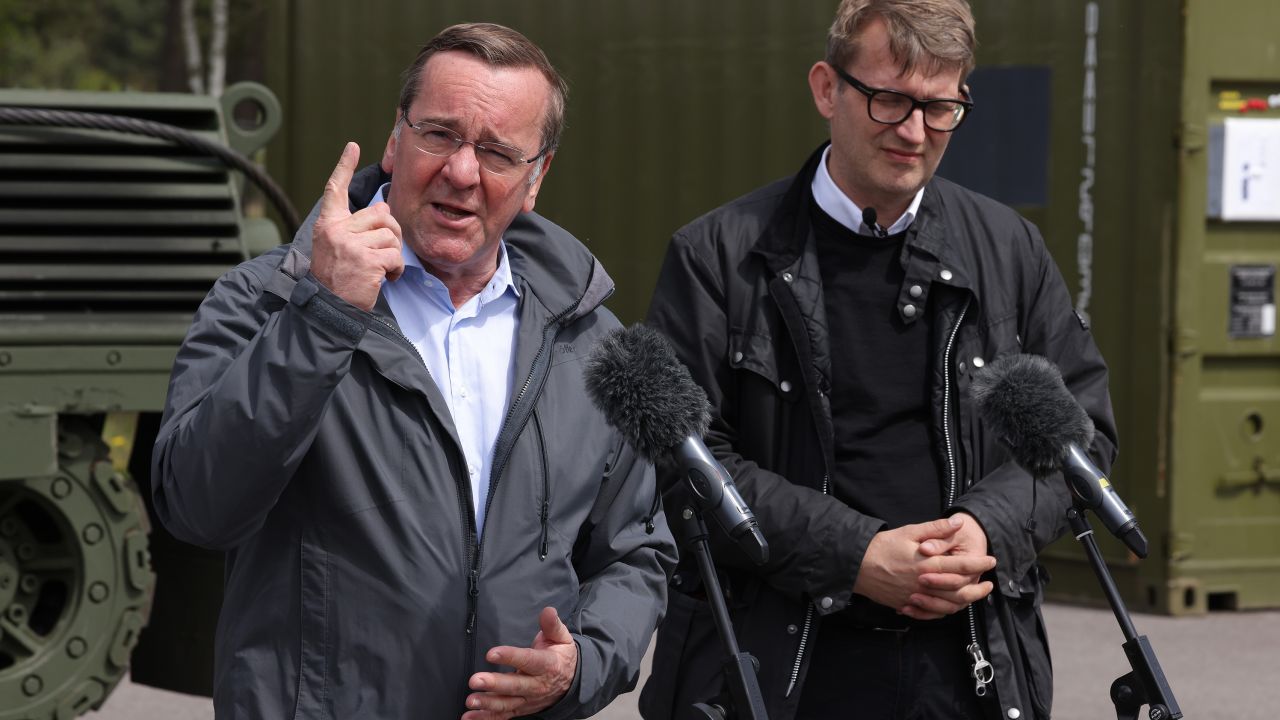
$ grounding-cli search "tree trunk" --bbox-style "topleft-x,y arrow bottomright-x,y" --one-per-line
180,0 -> 205,94
208,0 -> 228,97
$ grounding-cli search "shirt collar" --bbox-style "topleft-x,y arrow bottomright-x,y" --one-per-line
371,181 -> 520,307
810,145 -> 924,236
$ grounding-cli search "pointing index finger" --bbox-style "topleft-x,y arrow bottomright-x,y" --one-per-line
319,141 -> 359,221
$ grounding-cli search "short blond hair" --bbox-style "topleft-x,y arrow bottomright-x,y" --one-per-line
827,0 -> 976,80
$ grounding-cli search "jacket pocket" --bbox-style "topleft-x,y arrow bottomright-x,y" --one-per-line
728,329 -> 800,403
728,330 -> 778,384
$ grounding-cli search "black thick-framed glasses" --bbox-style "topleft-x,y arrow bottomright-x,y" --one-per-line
399,113 -> 546,176
832,66 -> 973,132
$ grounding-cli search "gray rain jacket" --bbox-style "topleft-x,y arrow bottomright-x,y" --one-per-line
641,144 -> 1116,720
152,164 -> 677,720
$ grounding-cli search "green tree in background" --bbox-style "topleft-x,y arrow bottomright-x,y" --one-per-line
0,0 -> 166,90
0,0 -> 265,93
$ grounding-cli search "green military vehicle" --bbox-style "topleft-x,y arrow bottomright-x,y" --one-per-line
0,82 -> 289,719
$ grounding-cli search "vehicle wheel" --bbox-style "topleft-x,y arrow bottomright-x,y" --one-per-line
0,417 -> 155,719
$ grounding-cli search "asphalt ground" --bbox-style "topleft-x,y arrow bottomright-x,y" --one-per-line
87,602 -> 1273,719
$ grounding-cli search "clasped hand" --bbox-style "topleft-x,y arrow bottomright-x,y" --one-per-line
853,513 -> 996,620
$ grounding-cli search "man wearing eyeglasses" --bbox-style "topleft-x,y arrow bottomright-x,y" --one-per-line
152,22 -> 676,720
642,1 -> 1115,719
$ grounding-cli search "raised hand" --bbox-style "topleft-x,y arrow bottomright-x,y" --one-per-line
309,142 -> 405,311
853,516 -> 996,620
462,607 -> 578,720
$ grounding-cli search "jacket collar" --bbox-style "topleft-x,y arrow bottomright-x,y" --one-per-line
291,163 -> 613,326
750,141 -> 968,290
750,143 -> 827,274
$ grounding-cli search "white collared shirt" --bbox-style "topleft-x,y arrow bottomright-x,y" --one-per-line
810,145 -> 924,236
374,183 -> 519,537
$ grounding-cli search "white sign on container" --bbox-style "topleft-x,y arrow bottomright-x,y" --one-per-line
1208,117 -> 1280,222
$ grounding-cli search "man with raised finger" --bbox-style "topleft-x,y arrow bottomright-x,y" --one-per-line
641,1 -> 1116,719
152,22 -> 676,720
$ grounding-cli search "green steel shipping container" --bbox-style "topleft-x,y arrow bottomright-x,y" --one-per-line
959,0 -> 1280,616
265,0 -> 1280,616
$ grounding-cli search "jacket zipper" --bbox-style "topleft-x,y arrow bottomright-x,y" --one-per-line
466,287 -> 587,667
368,317 -> 478,561
366,314 -> 483,667
941,299 -> 993,697
466,320 -> 560,665
481,318 -> 559,546
785,472 -> 830,698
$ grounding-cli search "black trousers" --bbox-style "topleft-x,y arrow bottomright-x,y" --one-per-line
795,610 -> 990,720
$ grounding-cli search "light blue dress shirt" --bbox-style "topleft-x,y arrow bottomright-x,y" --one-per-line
811,145 -> 924,235
372,183 -> 519,537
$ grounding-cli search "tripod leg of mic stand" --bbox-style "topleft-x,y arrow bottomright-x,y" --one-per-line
1068,508 -> 1183,720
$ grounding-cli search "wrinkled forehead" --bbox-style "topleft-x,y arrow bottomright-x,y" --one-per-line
412,51 -> 551,108
408,52 -> 551,138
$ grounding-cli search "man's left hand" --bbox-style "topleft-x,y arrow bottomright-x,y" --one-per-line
902,512 -> 994,620
462,606 -> 578,720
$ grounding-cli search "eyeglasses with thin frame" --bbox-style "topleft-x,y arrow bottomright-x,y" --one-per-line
831,66 -> 973,133
400,115 -> 546,176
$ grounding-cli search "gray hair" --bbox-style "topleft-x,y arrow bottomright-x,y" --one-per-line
398,22 -> 569,156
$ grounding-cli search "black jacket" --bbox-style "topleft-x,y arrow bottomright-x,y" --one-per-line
641,144 -> 1116,720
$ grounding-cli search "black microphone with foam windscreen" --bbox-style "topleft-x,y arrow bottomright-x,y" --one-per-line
587,324 -> 772,720
970,353 -> 1148,558
973,354 -> 1183,720
584,324 -> 769,566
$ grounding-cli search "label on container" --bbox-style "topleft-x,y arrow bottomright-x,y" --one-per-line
1229,264 -> 1276,338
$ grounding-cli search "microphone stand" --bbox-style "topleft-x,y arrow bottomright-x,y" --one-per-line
1065,503 -> 1183,720
679,505 -> 769,720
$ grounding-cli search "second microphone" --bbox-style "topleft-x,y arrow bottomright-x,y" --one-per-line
584,324 -> 770,566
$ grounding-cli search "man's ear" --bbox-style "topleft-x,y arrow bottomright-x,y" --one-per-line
522,152 -> 553,213
808,61 -> 838,120
381,109 -> 401,174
